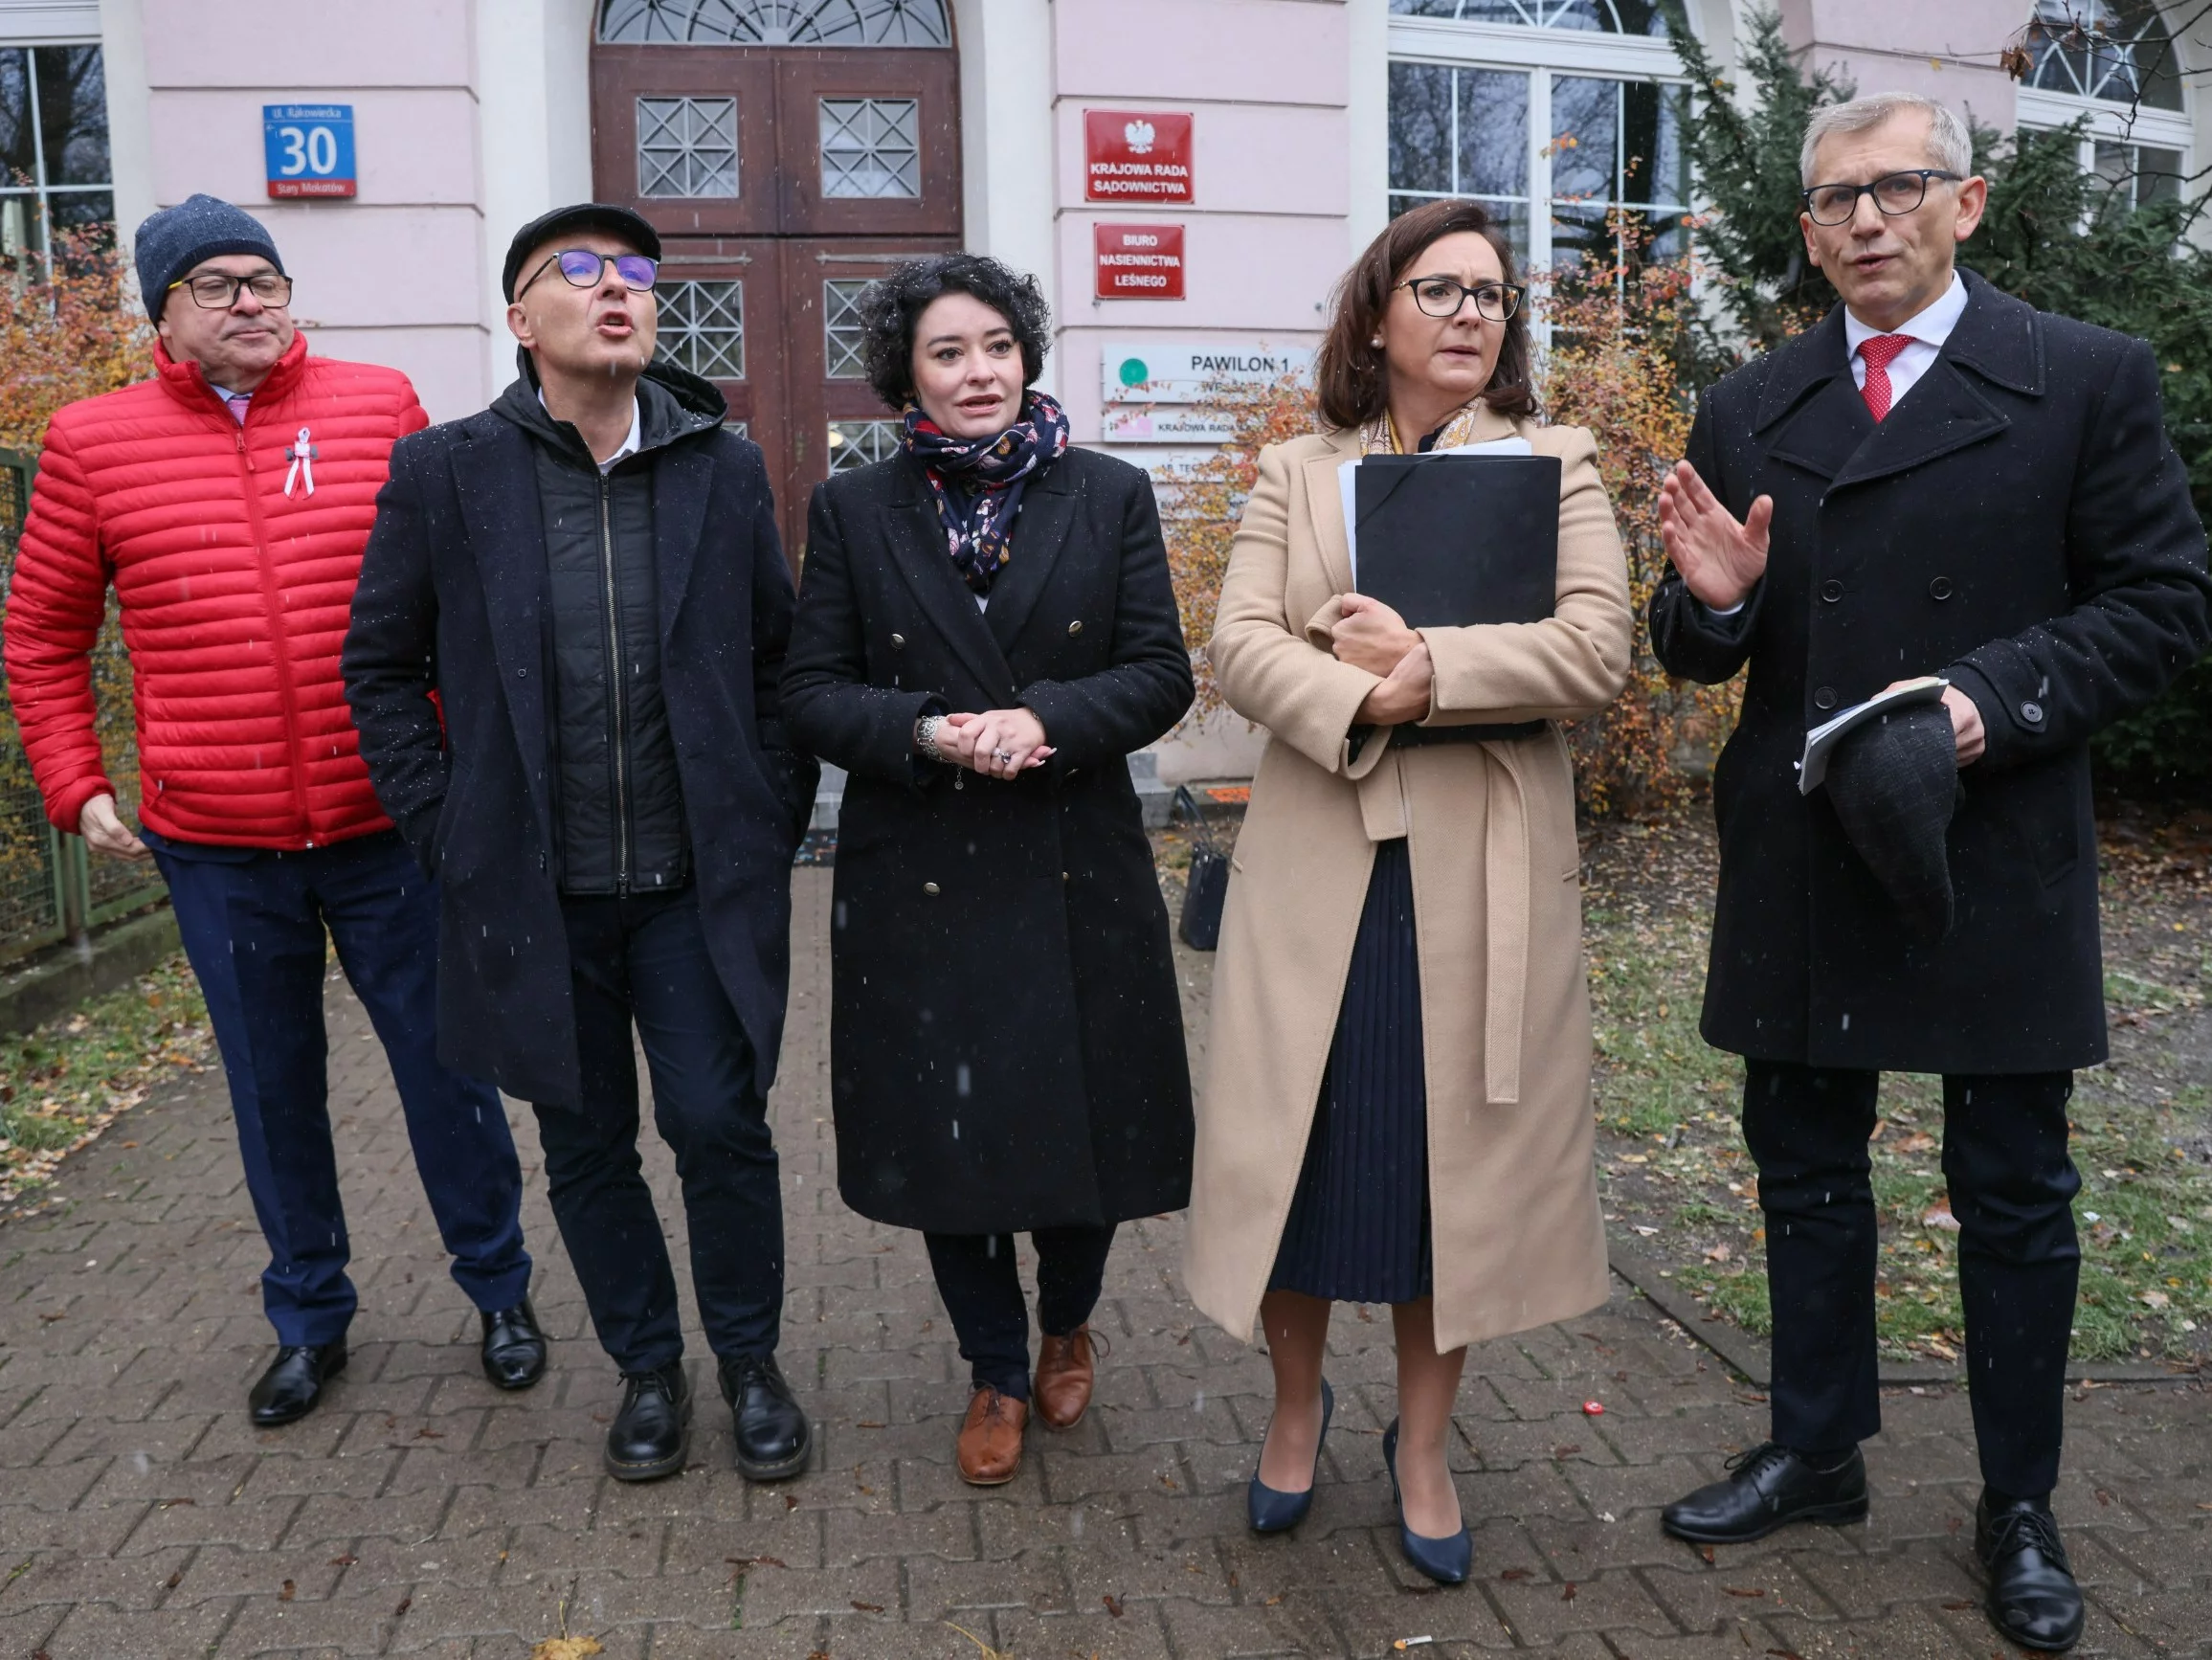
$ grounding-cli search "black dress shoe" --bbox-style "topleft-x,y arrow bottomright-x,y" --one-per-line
719,1354 -> 811,1482
1977,1493 -> 2085,1652
479,1299 -> 547,1391
248,1342 -> 346,1427
604,1362 -> 692,1482
1661,1442 -> 1868,1544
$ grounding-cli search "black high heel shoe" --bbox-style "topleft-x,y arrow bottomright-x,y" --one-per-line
1247,1378 -> 1333,1534
1382,1418 -> 1470,1584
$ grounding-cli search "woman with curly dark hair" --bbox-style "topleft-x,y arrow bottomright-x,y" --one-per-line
782,253 -> 1195,1485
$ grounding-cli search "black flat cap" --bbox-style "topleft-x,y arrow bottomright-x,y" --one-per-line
502,202 -> 661,302
1824,703 -> 1963,943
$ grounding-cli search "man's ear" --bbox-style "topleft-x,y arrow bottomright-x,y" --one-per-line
1799,212 -> 1823,271
505,301 -> 535,348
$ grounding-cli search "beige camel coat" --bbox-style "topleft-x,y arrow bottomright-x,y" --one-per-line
1185,409 -> 1633,1353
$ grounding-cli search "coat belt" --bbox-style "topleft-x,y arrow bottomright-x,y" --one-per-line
1351,737 -> 1531,1107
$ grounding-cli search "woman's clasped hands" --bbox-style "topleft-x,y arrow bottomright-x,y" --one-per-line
943,707 -> 1055,780
1333,593 -> 1434,727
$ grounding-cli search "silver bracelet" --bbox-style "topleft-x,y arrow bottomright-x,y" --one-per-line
916,712 -> 945,763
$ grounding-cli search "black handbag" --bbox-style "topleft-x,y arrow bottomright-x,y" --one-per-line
1173,785 -> 1230,952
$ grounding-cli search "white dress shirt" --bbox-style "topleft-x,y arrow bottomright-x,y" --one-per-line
1843,270 -> 1968,410
1706,271 -> 1970,617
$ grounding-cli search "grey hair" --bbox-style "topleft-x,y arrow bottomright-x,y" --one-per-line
1800,92 -> 1973,187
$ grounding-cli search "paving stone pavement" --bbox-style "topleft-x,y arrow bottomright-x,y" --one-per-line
2,869 -> 2207,1658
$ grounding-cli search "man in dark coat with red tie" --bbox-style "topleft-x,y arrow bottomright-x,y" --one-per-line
1647,92 -> 2209,1653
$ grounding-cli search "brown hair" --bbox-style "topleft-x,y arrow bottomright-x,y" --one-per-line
1314,198 -> 1537,434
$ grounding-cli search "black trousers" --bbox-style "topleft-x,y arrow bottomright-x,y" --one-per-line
531,889 -> 785,1373
1745,1061 -> 2080,1499
924,1224 -> 1116,1400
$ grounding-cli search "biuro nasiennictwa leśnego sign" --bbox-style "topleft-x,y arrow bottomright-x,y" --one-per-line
1084,111 -> 1194,204
263,104 -> 357,199
1094,224 -> 1186,300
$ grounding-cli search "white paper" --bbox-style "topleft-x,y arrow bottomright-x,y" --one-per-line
1339,437 -> 1535,585
1797,676 -> 1948,796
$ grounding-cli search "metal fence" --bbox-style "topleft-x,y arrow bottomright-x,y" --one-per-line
0,448 -> 168,967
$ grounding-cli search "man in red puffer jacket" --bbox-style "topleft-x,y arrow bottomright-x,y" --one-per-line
3,194 -> 542,1425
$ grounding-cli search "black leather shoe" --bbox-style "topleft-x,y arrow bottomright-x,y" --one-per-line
479,1299 -> 547,1391
604,1362 -> 692,1482
1661,1443 -> 1868,1544
248,1342 -> 346,1427
1977,1493 -> 2085,1652
719,1354 -> 811,1482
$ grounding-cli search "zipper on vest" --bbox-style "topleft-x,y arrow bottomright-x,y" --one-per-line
599,474 -> 632,890
234,424 -> 315,843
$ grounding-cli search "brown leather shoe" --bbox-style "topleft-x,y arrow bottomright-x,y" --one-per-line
1033,1325 -> 1097,1429
955,1386 -> 1028,1485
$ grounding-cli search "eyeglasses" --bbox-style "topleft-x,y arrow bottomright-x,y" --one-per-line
518,248 -> 659,298
170,271 -> 293,309
1396,276 -> 1526,322
1800,169 -> 1962,226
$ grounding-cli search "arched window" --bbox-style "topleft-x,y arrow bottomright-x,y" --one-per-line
2026,0 -> 2181,109
596,0 -> 951,47
1387,0 -> 1689,271
2017,1 -> 2192,213
1391,0 -> 1667,35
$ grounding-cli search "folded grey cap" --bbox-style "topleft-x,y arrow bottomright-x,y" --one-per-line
1824,704 -> 1962,943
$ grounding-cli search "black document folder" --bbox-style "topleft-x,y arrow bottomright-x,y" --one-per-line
1352,455 -> 1561,628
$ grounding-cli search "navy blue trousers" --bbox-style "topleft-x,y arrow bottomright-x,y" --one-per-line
924,1224 -> 1115,1400
1745,1061 -> 2080,1500
150,829 -> 530,1348
531,889 -> 785,1373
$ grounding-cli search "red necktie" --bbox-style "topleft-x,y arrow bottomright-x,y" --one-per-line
1858,333 -> 1912,421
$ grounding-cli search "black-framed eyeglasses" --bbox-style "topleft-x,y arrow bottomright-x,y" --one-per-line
517,248 -> 659,298
1800,169 -> 1962,226
1396,276 -> 1526,322
170,270 -> 293,310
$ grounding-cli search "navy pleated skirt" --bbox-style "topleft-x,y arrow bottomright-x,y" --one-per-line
1267,836 -> 1433,1305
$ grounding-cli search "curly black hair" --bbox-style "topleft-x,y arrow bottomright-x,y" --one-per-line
856,253 -> 1053,413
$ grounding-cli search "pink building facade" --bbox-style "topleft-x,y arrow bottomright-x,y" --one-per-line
0,2 -> 2190,471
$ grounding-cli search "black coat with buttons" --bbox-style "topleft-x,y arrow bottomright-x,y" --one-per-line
782,445 -> 1195,1234
1651,274 -> 2211,1074
343,368 -> 817,1110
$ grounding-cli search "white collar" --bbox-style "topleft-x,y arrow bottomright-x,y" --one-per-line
1843,271 -> 1968,354
538,388 -> 642,474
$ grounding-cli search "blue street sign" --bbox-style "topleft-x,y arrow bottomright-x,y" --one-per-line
263,103 -> 356,199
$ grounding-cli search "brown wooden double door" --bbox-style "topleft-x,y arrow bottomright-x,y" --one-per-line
592,42 -> 962,561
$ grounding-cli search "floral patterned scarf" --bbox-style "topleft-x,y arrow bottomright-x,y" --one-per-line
1361,401 -> 1492,457
902,390 -> 1071,595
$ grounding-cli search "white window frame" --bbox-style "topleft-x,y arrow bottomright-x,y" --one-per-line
0,35 -> 114,258
1385,12 -> 1691,275
2015,2 -> 2194,206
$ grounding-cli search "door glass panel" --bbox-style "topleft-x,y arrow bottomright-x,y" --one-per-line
637,96 -> 739,197
659,279 -> 745,378
1549,76 -> 1619,208
1388,62 -> 1453,195
823,278 -> 871,377
819,98 -> 920,199
828,418 -> 901,474
1459,68 -> 1529,198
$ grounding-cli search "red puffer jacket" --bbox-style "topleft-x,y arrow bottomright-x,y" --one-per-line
4,334 -> 428,847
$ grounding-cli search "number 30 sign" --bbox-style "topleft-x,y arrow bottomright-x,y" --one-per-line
263,104 -> 357,200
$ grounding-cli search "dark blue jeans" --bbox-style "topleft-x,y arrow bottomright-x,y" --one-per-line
1745,1061 -> 2080,1500
532,888 -> 785,1373
150,829 -> 531,1347
924,1224 -> 1115,1400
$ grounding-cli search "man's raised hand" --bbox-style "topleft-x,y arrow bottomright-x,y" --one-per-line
1658,460 -> 1773,613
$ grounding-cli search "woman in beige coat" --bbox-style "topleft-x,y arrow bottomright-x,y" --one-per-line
1186,199 -> 1632,1583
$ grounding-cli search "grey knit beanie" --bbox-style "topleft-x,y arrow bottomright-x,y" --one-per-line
133,194 -> 285,320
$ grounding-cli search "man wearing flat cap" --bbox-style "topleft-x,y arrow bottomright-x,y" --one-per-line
1649,92 -> 2209,1652
4,194 -> 544,1427
344,204 -> 817,1484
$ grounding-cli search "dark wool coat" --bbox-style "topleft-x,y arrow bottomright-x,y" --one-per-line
782,446 -> 1195,1235
1651,274 -> 2211,1075
341,365 -> 816,1108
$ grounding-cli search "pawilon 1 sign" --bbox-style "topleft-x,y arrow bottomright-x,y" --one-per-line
1084,111 -> 1194,205
263,104 -> 358,200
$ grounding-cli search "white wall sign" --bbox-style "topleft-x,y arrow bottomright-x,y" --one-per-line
1101,342 -> 1315,403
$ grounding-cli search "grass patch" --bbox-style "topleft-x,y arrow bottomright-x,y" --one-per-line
1,949 -> 212,1204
